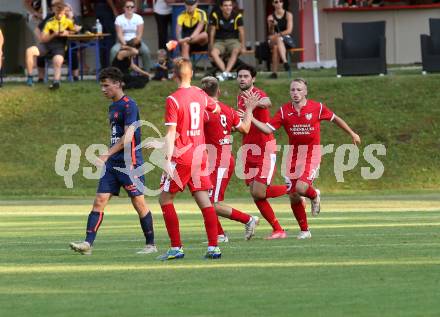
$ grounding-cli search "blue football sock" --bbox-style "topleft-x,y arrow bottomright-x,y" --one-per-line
139,211 -> 154,245
85,211 -> 104,245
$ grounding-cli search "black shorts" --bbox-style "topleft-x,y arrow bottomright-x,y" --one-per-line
190,43 -> 208,53
37,41 -> 66,57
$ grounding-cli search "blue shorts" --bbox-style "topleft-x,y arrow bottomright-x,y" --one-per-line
97,164 -> 145,197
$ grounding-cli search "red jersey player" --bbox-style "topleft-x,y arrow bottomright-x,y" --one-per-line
200,76 -> 260,241
157,58 -> 222,260
236,64 -> 288,240
250,78 -> 361,239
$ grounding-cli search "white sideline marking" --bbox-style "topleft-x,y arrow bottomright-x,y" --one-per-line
1,260 -> 440,274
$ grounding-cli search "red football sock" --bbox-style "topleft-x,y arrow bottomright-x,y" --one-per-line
230,208 -> 252,224
255,199 -> 283,231
291,200 -> 308,231
266,185 -> 287,198
304,186 -> 317,199
216,217 -> 225,235
201,206 -> 218,247
160,204 -> 181,247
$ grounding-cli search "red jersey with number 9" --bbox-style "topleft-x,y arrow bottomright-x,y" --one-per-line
204,101 -> 242,167
165,86 -> 217,165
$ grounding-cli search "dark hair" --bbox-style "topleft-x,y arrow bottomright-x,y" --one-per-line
236,64 -> 257,78
99,67 -> 124,83
219,0 -> 234,5
126,38 -> 141,49
201,76 -> 219,97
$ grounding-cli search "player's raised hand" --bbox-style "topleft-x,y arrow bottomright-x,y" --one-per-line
243,91 -> 260,111
236,109 -> 246,119
352,133 -> 361,146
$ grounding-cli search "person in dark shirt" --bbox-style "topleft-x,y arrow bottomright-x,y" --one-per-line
70,67 -> 157,256
208,0 -> 245,81
111,39 -> 151,89
267,0 -> 294,79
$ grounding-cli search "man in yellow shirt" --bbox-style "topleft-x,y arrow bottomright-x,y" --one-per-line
176,0 -> 208,59
25,1 -> 76,89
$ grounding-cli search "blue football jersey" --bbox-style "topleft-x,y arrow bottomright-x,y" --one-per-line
107,95 -> 143,165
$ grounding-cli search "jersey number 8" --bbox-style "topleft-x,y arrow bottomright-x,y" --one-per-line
190,102 -> 200,130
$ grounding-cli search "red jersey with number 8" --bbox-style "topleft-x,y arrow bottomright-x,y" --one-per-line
165,86 -> 216,165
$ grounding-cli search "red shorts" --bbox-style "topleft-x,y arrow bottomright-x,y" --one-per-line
243,153 -> 277,186
208,157 -> 234,203
284,150 -> 320,193
160,161 -> 212,194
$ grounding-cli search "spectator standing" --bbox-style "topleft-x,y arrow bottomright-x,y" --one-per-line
110,0 -> 152,70
153,0 -> 173,50
267,0 -> 293,79
176,0 -> 208,59
23,0 -> 53,37
208,0 -> 245,81
95,0 -> 118,67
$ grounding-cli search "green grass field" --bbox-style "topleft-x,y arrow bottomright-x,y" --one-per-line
1,71 -> 440,197
1,195 -> 439,317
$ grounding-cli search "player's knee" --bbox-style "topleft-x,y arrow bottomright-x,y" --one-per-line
158,193 -> 171,206
93,195 -> 107,209
295,182 -> 307,196
289,192 -> 302,204
251,189 -> 266,201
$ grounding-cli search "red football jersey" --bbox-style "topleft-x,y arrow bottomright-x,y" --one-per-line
165,86 -> 217,165
204,101 -> 241,167
237,86 -> 276,162
268,99 -> 335,146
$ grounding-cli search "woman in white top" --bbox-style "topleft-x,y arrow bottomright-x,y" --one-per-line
154,0 -> 172,50
110,0 -> 152,70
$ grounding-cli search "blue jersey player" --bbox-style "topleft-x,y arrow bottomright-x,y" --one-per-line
70,67 -> 156,255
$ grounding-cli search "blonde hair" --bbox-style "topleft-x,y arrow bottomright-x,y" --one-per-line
291,77 -> 308,87
173,57 -> 193,80
201,76 -> 219,97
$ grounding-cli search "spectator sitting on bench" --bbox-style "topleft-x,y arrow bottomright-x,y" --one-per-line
208,0 -> 245,81
110,0 -> 152,71
176,0 -> 208,60
267,0 -> 293,79
112,38 -> 151,89
25,1 -> 78,89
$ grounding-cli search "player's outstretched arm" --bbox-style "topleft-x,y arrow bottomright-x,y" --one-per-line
251,117 -> 273,135
257,97 -> 272,109
332,115 -> 361,145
